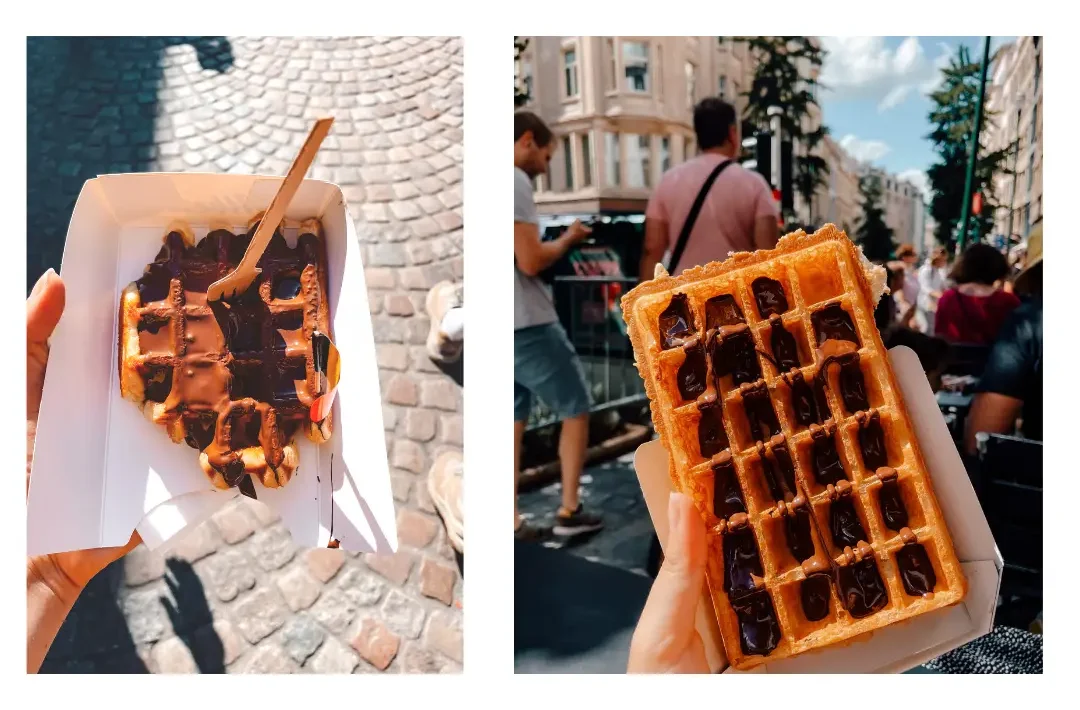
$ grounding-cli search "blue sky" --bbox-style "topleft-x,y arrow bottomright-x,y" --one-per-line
818,36 -> 1013,199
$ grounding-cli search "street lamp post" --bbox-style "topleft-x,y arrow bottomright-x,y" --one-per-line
957,36 -> 992,255
768,106 -> 782,193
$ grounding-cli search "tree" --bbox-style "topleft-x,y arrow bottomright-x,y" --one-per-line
727,36 -> 830,222
926,45 -> 1015,251
855,173 -> 895,262
514,37 -> 530,107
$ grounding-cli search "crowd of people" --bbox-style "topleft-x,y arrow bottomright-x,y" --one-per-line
874,228 -> 1043,453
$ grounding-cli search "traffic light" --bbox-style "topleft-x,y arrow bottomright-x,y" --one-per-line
741,132 -> 772,187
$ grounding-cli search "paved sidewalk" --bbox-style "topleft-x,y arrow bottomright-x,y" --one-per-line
517,453 -> 655,576
30,36 -> 463,674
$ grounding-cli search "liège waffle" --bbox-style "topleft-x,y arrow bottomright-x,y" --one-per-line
622,225 -> 966,670
119,214 -> 333,491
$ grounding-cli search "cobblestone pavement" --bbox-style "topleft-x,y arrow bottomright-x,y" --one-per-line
518,453 -> 655,576
30,36 -> 463,674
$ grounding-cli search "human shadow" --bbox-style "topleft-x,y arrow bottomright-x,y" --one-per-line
27,36 -> 234,293
39,559 -> 149,673
161,558 -> 226,673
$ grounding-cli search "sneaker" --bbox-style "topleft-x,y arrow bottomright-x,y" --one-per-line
514,521 -> 551,543
553,505 -> 604,537
427,451 -> 463,554
425,280 -> 463,364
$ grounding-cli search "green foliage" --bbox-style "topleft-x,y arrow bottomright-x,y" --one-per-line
855,173 -> 896,262
514,37 -> 530,107
925,44 -> 1016,251
727,36 -> 831,216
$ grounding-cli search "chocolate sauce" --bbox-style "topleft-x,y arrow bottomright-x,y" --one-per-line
137,315 -> 173,355
836,556 -> 888,618
705,294 -> 745,330
659,293 -> 695,349
788,371 -> 822,427
857,412 -> 888,471
711,329 -> 762,385
811,302 -> 860,347
744,386 -> 781,442
801,573 -> 832,621
897,541 -> 937,596
142,364 -> 174,402
838,357 -> 869,413
273,275 -> 303,300
677,341 -> 708,401
877,469 -> 909,531
810,426 -> 846,485
752,277 -> 789,317
830,498 -> 867,548
183,412 -> 217,450
769,316 -> 801,371
713,456 -> 746,519
784,504 -> 815,562
722,522 -> 763,597
731,589 -> 781,656
698,402 -> 729,459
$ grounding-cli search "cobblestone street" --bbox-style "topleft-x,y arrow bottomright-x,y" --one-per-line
29,36 -> 463,674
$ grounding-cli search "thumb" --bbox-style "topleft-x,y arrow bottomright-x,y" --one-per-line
630,492 -> 707,667
27,269 -> 65,420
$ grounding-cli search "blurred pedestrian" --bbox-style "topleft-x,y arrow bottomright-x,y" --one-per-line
895,243 -> 921,324
935,243 -> 1020,346
876,261 -> 916,333
513,111 -> 602,540
964,226 -> 1042,453
916,246 -> 948,335
639,98 -> 779,281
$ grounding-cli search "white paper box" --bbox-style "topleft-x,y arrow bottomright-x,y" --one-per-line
634,346 -> 1002,673
28,173 -> 397,556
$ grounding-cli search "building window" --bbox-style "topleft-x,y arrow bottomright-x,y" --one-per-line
623,41 -> 650,93
1030,101 -> 1038,146
606,38 -> 616,91
605,132 -> 620,187
657,46 -> 664,100
718,75 -> 728,99
626,134 -> 651,188
661,136 -> 671,173
1027,152 -> 1035,192
581,132 -> 593,187
685,62 -> 696,111
563,136 -> 574,192
564,48 -> 579,98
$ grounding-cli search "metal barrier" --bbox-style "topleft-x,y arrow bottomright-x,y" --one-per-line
526,276 -> 647,430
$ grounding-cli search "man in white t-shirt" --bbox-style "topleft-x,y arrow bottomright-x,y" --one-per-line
917,246 -> 949,336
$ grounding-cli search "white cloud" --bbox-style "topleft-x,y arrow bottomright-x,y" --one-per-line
820,36 -> 954,111
839,134 -> 891,163
897,169 -> 931,200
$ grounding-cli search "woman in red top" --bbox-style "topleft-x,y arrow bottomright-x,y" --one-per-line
935,243 -> 1020,345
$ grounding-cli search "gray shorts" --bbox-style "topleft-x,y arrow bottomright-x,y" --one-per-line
514,322 -> 591,423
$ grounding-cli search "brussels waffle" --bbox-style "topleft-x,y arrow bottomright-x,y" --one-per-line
119,215 -> 333,491
622,225 -> 966,670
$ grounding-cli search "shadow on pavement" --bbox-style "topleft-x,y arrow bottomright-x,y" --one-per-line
27,36 -> 233,292
39,560 -> 148,673
514,540 -> 649,674
161,558 -> 224,673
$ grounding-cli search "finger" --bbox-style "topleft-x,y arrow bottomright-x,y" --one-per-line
630,492 -> 707,668
27,269 -> 65,347
27,270 -> 65,420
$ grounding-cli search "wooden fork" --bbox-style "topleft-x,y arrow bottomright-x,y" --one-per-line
207,117 -> 334,302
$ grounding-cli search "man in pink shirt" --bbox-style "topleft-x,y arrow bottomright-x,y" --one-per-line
640,98 -> 780,281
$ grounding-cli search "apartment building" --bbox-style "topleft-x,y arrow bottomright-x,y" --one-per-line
815,137 -> 926,251
515,36 -> 757,215
985,36 -> 1042,242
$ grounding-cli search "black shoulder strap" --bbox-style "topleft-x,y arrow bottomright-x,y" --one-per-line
667,159 -> 733,274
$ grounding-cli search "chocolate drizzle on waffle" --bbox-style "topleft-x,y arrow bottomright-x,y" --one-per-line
630,228 -> 966,668
120,219 -> 332,491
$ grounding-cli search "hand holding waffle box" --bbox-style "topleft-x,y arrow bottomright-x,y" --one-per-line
622,225 -> 994,672
28,126 -> 396,558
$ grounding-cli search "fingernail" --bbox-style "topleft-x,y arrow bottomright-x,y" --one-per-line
31,268 -> 56,298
